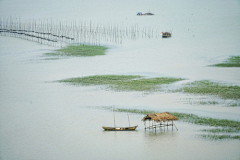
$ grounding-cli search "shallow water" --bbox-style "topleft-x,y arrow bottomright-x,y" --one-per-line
0,0 -> 240,159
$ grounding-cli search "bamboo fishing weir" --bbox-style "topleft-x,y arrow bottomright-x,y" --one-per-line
0,17 -> 160,47
142,112 -> 178,132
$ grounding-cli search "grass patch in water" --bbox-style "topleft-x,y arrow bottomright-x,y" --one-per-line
43,57 -> 60,60
210,56 -> 240,67
163,112 -> 240,140
58,75 -> 184,92
201,128 -> 239,133
177,80 -> 240,100
45,45 -> 108,57
199,101 -> 219,105
169,112 -> 240,130
228,102 -> 240,107
199,134 -> 240,140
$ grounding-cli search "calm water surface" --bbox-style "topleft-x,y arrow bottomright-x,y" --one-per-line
0,0 -> 240,159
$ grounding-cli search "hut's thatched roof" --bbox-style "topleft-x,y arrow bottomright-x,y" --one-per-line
142,112 -> 178,122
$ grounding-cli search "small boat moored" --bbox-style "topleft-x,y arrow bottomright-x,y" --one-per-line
102,125 -> 138,131
102,106 -> 138,131
162,32 -> 172,38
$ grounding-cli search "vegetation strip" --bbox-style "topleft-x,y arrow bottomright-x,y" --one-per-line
199,134 -> 240,140
200,128 -> 239,133
210,56 -> 240,67
45,45 -> 108,57
99,106 -> 240,140
58,75 -> 184,92
58,75 -> 240,101
177,80 -> 240,99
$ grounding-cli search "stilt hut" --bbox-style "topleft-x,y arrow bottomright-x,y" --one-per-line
142,112 -> 178,132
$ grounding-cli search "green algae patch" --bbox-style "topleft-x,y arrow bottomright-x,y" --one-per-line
171,112 -> 240,129
200,128 -> 239,133
210,56 -> 240,67
43,57 -> 60,60
45,45 -> 108,57
199,134 -> 240,140
58,75 -> 184,92
178,80 -> 240,100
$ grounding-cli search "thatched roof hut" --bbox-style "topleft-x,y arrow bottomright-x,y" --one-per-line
142,112 -> 178,122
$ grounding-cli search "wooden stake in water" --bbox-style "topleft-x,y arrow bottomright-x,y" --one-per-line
127,111 -> 130,127
113,106 -> 116,127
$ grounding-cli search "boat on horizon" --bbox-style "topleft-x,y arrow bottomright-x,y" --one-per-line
137,12 -> 154,16
162,32 -> 172,38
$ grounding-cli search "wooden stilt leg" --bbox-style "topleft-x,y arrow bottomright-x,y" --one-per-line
160,120 -> 162,130
164,121 -> 165,132
155,121 -> 156,132
149,120 -> 150,130
152,120 -> 153,130
173,121 -> 178,131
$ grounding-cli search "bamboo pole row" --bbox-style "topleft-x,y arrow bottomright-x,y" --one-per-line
0,17 -> 160,47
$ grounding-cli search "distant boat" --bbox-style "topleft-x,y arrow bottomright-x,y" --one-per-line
102,107 -> 138,131
137,12 -> 154,16
162,32 -> 172,38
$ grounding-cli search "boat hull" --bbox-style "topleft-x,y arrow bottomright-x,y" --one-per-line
102,125 -> 138,131
162,35 -> 171,38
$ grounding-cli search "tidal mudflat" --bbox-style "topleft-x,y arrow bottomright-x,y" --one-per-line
1,0 -> 240,159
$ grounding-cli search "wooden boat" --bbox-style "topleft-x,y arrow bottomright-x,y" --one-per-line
102,125 -> 138,131
102,106 -> 138,131
137,12 -> 154,16
162,32 -> 172,38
